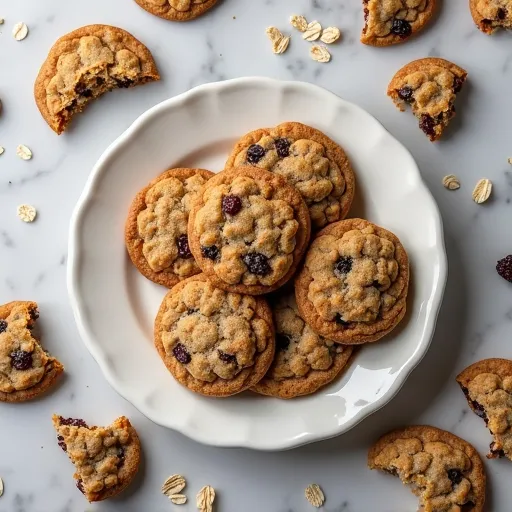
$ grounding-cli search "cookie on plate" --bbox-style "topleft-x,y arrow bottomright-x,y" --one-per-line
133,0 -> 218,21
457,358 -> 512,461
470,0 -> 512,34
225,122 -> 355,230
35,25 -> 160,134
188,167 -> 311,295
252,291 -> 353,399
388,57 -> 467,141
154,274 -> 275,397
53,415 -> 141,502
361,0 -> 436,46
295,218 -> 409,345
0,301 -> 63,403
368,425 -> 486,512
125,167 -> 214,287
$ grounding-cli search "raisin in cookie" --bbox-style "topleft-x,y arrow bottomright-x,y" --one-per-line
0,301 -> 63,403
188,167 -> 311,295
369,425 -> 486,512
457,358 -> 512,461
295,219 -> 409,345
53,415 -> 141,502
34,25 -> 160,134
388,58 -> 467,141
154,274 -> 275,397
133,0 -> 218,21
225,122 -> 355,230
252,291 -> 353,399
470,0 -> 512,33
361,0 -> 436,46
125,168 -> 214,287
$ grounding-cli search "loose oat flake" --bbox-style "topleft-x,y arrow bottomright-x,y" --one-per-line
320,27 -> 341,44
303,21 -> 322,41
310,45 -> 331,63
266,26 -> 283,44
12,22 -> 28,41
196,485 -> 215,512
0,18 -> 4,25
0,147 -> 4,156
170,494 -> 187,505
290,14 -> 308,32
17,204 -> 37,223
442,174 -> 460,191
0,476 -> 3,497
472,178 -> 492,204
305,484 -> 325,508
16,144 -> 32,160
162,474 -> 186,497
273,36 -> 290,54
508,157 -> 512,165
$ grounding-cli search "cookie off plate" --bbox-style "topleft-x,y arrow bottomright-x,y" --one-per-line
68,77 -> 447,450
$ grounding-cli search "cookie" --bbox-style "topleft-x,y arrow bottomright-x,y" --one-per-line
295,218 -> 409,345
470,0 -> 512,33
53,415 -> 141,502
188,167 -> 311,295
0,301 -> 63,403
388,58 -> 467,141
34,25 -> 160,134
361,0 -> 436,46
368,425 -> 486,512
225,122 -> 355,230
457,358 -> 512,461
252,291 -> 353,399
125,167 -> 214,287
133,0 -> 218,21
154,274 -> 275,397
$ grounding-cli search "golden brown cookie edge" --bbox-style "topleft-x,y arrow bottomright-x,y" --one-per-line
133,0 -> 218,22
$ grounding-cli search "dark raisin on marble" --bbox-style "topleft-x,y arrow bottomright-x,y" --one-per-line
246,144 -> 266,164
335,314 -> 349,326
334,256 -> 353,277
177,234 -> 192,259
0,320 -> 7,333
75,83 -> 93,98
274,138 -> 291,158
447,469 -> 463,485
391,18 -> 412,38
57,435 -> 67,452
242,253 -> 271,276
397,86 -> 414,103
115,78 -> 134,89
276,334 -> 291,351
453,76 -> 465,94
10,350 -> 33,371
59,417 -> 88,428
218,350 -> 237,364
419,114 -> 437,138
497,8 -> 507,20
496,255 -> 512,283
173,343 -> 191,364
222,195 -> 243,216
201,245 -> 219,261
489,442 -> 506,458
76,480 -> 85,494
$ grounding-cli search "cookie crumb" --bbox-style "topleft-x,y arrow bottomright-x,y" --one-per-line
161,474 -> 186,497
320,27 -> 341,44
310,45 -> 331,63
0,147 -> 4,156
17,204 -> 37,223
303,21 -> 322,41
170,494 -> 187,505
442,174 -> 460,191
0,476 -> 3,497
305,483 -> 325,508
16,144 -> 32,160
12,22 -> 28,41
472,178 -> 492,204
290,14 -> 308,32
196,485 -> 215,512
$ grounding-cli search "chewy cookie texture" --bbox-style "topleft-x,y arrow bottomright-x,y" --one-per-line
34,25 -> 159,134
470,0 -> 512,34
133,0 -> 218,21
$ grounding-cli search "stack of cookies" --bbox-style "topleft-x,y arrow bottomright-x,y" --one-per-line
125,121 -> 410,399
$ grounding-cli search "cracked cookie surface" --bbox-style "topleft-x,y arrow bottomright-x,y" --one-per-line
154,274 -> 275,396
35,25 -> 159,134
361,0 -> 436,46
457,358 -> 512,461
388,58 -> 467,141
133,0 -> 218,21
53,415 -> 141,502
188,167 -> 311,295
252,291 -> 353,399
368,425 -> 486,512
295,218 -> 409,345
470,0 -> 512,33
125,168 -> 214,288
0,301 -> 63,403
225,122 -> 355,230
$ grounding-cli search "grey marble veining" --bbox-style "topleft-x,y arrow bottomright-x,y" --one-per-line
1,0 -> 512,510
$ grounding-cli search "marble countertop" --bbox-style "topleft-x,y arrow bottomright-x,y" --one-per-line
1,0 -> 511,510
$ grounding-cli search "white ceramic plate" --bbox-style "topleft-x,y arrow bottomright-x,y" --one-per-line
68,77 -> 447,450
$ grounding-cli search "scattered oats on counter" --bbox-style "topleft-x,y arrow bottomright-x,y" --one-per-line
442,174 -> 461,190
0,18 -> 4,25
305,483 -> 325,508
290,14 -> 308,32
16,144 -> 32,160
0,147 -> 4,156
320,26 -> 341,44
171,494 -> 188,505
303,20 -> 322,41
196,485 -> 216,512
310,45 -> 331,63
0,476 -> 4,497
12,22 -> 28,41
508,157 -> 512,165
472,178 -> 492,204
162,474 -> 186,497
265,26 -> 290,54
17,204 -> 37,223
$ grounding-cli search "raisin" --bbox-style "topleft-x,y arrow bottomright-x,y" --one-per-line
391,19 -> 412,38
364,7 -> 369,22
276,334 -> 291,351
242,253 -> 271,276
218,350 -> 237,364
201,245 -> 219,261
246,144 -> 266,164
76,480 -> 85,494
384,467 -> 398,476
419,114 -> 437,138
496,255 -> 512,283
59,417 -> 88,428
10,350 -> 33,371
489,442 -> 505,458
334,256 -> 353,276
335,314 -> 349,326
118,446 -> 125,467
461,386 -> 488,423
115,78 -> 134,89
57,435 -> 67,452
173,343 -> 191,364
187,309 -> 197,315
177,234 -> 192,259
372,280 -> 381,288
447,469 -> 463,485
453,76 -> 465,94
0,320 -> 7,333
461,503 -> 475,512
75,83 -> 93,98
29,307 -> 39,320
497,8 -> 507,20
397,86 -> 414,103
96,76 -> 106,86
274,138 -> 291,158
222,195 -> 243,216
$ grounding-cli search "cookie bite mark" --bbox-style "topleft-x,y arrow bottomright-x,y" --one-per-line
188,167 -> 311,295
154,275 -> 275,397
0,301 -> 63,403
125,168 -> 214,288
225,122 -> 355,230
361,0 -> 436,46
388,57 -> 467,141
133,0 -> 218,21
52,415 -> 141,502
34,25 -> 160,134
295,219 -> 409,345
368,426 -> 486,512
457,358 -> 512,461
470,0 -> 512,33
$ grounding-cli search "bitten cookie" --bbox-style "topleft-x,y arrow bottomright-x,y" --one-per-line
35,25 -> 160,134
0,301 -> 63,403
295,219 -> 409,345
457,358 -> 512,461
368,425 -> 486,512
125,168 -> 214,287
133,0 -> 218,21
388,57 -> 467,141
154,274 -> 275,397
470,0 -> 512,34
361,0 -> 436,46
188,167 -> 311,295
53,415 -> 141,502
225,122 -> 355,230
252,291 -> 353,399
